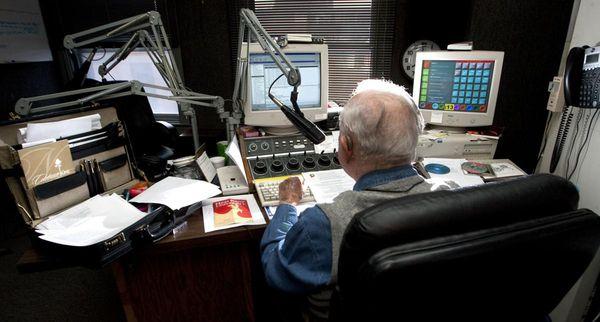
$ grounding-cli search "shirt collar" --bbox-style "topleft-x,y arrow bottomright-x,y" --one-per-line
353,164 -> 419,191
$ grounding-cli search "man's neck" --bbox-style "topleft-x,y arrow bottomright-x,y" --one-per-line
351,160 -> 412,181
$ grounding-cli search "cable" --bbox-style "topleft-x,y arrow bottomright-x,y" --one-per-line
568,108 -> 600,180
549,106 -> 573,173
535,112 -> 554,171
268,73 -> 285,95
565,108 -> 583,177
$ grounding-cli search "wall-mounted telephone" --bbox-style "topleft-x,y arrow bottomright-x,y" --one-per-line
564,46 -> 600,108
549,45 -> 600,173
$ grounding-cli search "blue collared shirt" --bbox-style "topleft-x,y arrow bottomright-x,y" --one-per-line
260,165 -> 419,294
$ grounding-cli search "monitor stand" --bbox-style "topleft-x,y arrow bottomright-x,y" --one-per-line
262,126 -> 300,136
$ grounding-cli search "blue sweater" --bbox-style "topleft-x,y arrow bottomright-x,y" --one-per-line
260,165 -> 419,294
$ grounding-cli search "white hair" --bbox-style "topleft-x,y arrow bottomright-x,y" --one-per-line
340,79 -> 425,164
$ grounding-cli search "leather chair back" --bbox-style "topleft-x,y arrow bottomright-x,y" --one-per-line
335,174 -> 600,322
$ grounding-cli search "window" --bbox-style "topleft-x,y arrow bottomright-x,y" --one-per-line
254,0 -> 396,105
81,49 -> 179,116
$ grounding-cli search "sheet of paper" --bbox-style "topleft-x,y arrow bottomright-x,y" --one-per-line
202,194 -> 266,233
26,118 -> 92,142
314,131 -> 340,154
36,194 -> 147,247
264,202 -> 317,220
302,169 -> 355,204
129,176 -> 221,210
490,162 -> 525,178
196,151 -> 217,182
225,136 -> 247,184
423,158 -> 484,188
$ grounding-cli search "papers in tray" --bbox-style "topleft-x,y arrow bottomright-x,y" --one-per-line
36,194 -> 147,247
20,114 -> 102,143
202,194 -> 265,233
129,176 -> 221,210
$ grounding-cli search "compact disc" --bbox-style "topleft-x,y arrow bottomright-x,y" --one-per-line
425,163 -> 451,175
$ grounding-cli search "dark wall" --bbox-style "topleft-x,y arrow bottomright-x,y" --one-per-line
391,0 -> 574,173
391,0 -> 474,89
468,0 -> 574,172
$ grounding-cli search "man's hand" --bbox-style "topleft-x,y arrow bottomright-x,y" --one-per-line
279,177 -> 303,206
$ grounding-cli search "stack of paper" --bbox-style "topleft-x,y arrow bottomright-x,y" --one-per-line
36,194 -> 147,247
18,114 -> 102,144
130,176 -> 221,210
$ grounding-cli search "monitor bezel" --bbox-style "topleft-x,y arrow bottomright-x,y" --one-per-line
242,42 -> 329,128
413,51 -> 504,128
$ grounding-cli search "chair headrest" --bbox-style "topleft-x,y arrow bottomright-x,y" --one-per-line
341,174 -> 578,259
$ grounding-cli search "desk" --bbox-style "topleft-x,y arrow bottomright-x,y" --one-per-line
110,209 -> 271,322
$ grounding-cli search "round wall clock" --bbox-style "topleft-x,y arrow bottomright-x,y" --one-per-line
402,40 -> 440,79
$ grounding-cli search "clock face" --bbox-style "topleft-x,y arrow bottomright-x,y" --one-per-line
402,40 -> 440,79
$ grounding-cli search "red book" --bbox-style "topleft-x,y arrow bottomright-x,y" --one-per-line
213,199 -> 252,227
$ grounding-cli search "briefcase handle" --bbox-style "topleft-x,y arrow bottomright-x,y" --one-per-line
134,210 -> 175,243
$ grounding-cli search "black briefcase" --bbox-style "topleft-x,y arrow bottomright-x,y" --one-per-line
0,106 -> 185,267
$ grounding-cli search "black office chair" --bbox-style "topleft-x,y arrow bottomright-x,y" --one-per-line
332,174 -> 600,322
108,89 -> 179,180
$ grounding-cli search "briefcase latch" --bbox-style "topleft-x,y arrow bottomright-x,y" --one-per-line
104,232 -> 126,251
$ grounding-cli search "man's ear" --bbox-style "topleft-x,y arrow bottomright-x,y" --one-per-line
340,134 -> 353,157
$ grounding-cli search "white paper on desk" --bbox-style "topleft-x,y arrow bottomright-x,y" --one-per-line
202,194 -> 265,233
302,169 -> 355,204
130,176 -> 221,210
196,151 -> 217,183
225,136 -> 247,184
265,202 -> 317,220
35,194 -> 147,247
423,158 -> 484,188
490,162 -> 525,178
314,131 -> 340,154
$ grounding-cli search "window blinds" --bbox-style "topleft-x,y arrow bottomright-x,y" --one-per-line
254,0 -> 396,105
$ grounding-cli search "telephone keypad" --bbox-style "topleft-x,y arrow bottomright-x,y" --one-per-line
578,68 -> 600,108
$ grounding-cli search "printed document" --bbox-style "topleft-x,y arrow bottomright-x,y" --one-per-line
302,169 -> 355,204
130,176 -> 221,210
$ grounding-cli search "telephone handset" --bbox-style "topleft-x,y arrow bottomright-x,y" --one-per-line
549,45 -> 600,173
564,45 -> 600,108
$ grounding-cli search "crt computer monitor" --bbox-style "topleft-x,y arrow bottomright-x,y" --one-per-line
243,42 -> 329,130
413,51 -> 504,127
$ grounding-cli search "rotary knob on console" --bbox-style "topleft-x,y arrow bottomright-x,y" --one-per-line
318,155 -> 331,167
254,160 -> 268,174
287,158 -> 300,170
270,160 -> 284,173
302,157 -> 316,169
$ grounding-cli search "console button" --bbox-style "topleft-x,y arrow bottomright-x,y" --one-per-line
318,155 -> 331,167
287,158 -> 300,170
303,157 -> 316,169
270,160 -> 284,172
254,161 -> 268,174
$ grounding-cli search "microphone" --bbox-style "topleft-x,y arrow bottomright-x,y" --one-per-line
268,90 -> 326,144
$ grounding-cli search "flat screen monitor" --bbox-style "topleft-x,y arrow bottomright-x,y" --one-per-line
243,43 -> 328,129
413,51 -> 504,127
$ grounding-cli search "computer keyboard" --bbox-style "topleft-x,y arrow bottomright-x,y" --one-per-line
254,175 -> 315,207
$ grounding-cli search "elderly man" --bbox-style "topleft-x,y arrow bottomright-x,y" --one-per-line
260,79 -> 447,318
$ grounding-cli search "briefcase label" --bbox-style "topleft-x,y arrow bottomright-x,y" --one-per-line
18,140 -> 75,188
